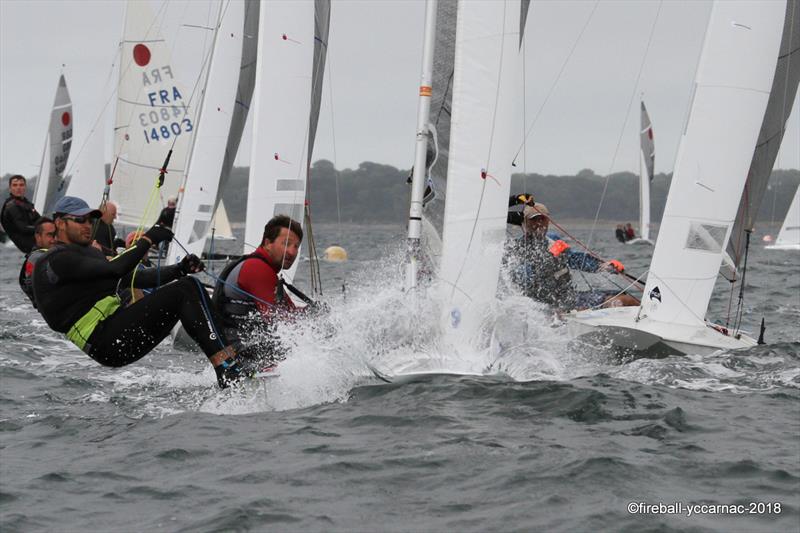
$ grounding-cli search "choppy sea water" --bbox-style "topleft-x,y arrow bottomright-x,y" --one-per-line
1,222 -> 798,532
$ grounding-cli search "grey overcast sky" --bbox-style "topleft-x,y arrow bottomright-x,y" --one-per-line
1,0 -> 798,180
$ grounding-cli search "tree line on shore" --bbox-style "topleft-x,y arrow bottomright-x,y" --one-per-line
4,163 -> 799,226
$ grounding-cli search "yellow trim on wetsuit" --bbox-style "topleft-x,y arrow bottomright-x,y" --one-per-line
66,295 -> 122,352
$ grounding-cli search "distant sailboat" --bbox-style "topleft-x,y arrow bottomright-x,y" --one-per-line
568,0 -> 798,356
766,186 -> 800,250
33,74 -> 72,215
404,0 -> 528,348
625,100 -> 655,245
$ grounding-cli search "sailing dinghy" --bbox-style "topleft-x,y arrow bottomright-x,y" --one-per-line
370,0 -> 529,380
625,100 -> 655,246
766,186 -> 800,250
568,0 -> 799,356
33,74 -> 73,215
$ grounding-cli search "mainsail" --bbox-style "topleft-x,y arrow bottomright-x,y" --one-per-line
168,0 -> 247,264
421,0 -> 527,341
111,0 -> 198,227
728,0 -> 800,268
638,100 -> 655,241
244,0 -> 330,283
639,1 -> 786,328
34,74 -> 72,214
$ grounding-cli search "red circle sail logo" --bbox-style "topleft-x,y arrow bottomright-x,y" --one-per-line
61,112 -> 71,126
133,44 -> 151,67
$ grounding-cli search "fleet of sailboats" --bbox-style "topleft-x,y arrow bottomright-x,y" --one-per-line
25,0 -> 799,363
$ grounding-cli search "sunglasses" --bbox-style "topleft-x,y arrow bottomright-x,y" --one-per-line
60,214 -> 94,224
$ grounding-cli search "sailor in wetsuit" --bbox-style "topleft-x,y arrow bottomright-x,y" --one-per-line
1,175 -> 41,253
19,217 -> 56,308
32,196 -> 247,387
213,215 -> 303,369
507,203 -> 639,311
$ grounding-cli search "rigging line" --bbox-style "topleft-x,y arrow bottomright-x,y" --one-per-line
583,0 -> 663,270
451,0 -> 509,297
325,46 -> 343,244
511,0 -> 599,165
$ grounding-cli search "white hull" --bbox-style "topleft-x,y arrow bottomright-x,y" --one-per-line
765,243 -> 800,251
624,238 -> 653,246
566,306 -> 757,357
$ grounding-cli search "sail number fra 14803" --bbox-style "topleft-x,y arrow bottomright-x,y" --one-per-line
142,118 -> 194,144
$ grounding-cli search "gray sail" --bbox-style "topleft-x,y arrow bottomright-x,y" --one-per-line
728,0 -> 800,268
215,0 -> 259,209
424,0 -> 458,240
640,101 -> 655,181
307,0 -> 330,175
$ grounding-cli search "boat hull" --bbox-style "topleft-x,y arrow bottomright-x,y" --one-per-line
566,306 -> 757,357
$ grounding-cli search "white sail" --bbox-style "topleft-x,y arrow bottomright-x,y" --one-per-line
437,0 -> 523,341
729,0 -> 800,265
34,74 -> 73,214
111,0 -> 197,227
65,121 -> 106,208
641,1 -> 785,328
167,0 -> 246,264
768,186 -> 800,250
209,200 -> 235,241
638,101 -> 654,242
244,0 -> 316,279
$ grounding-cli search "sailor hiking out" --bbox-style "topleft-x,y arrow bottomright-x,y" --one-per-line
32,196 -> 248,388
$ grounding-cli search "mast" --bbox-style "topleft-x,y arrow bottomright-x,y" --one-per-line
405,0 -> 438,290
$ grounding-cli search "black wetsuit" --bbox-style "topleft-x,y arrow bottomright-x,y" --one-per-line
1,195 -> 40,253
33,241 -> 230,367
156,206 -> 176,229
93,219 -> 121,256
19,248 -> 47,308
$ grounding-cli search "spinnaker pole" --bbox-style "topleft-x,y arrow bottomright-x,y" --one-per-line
405,0 -> 437,290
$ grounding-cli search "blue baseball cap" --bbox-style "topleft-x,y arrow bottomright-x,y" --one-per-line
52,196 -> 102,218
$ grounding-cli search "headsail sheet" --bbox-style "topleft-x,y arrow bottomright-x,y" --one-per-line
245,0 -> 317,282
168,0 -> 246,264
111,0 -> 197,227
640,1 -> 785,327
437,0 -> 525,340
34,74 -> 72,214
728,0 -> 800,268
